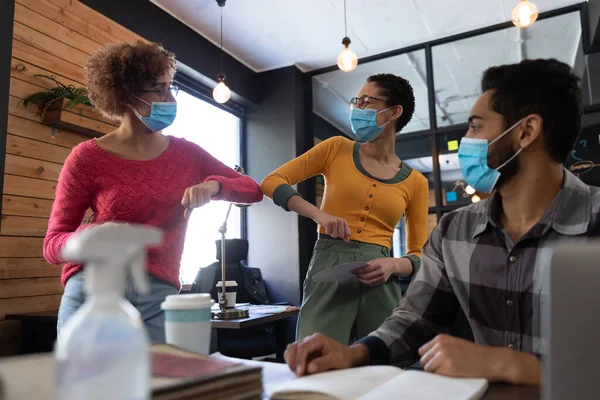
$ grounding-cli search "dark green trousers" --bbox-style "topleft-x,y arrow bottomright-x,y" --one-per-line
296,235 -> 403,344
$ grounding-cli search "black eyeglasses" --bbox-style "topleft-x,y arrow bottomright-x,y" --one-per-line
140,84 -> 179,101
350,94 -> 387,109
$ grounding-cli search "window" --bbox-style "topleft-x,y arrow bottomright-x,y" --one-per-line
312,49 -> 430,136
393,214 -> 438,259
163,89 -> 241,284
432,11 -> 581,128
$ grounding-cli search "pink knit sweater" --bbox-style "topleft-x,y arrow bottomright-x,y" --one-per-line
43,137 -> 263,289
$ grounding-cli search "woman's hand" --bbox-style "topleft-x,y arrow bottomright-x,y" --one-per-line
314,211 -> 351,242
182,180 -> 220,219
353,258 -> 398,286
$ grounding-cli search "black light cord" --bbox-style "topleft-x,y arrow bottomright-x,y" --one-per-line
344,0 -> 347,38
220,5 -> 223,73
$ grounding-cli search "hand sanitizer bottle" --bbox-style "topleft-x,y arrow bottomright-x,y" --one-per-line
54,223 -> 163,400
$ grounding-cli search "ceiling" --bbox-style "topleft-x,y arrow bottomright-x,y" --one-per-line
150,0 -> 584,73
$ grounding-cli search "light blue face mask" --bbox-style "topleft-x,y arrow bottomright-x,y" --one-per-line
133,95 -> 177,133
457,119 -> 524,194
349,106 -> 393,142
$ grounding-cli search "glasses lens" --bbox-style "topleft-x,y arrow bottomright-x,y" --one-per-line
358,95 -> 370,109
171,85 -> 179,98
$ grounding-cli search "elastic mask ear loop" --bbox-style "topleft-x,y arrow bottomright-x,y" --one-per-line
489,118 -> 525,146
130,95 -> 151,117
492,118 -> 526,171
375,106 -> 395,128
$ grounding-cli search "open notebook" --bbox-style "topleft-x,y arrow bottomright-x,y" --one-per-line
270,366 -> 488,400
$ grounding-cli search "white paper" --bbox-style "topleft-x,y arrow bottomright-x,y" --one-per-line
270,366 -> 401,400
356,371 -> 488,400
311,262 -> 368,283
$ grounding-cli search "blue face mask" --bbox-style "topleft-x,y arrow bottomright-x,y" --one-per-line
457,119 -> 524,194
349,106 -> 393,142
133,96 -> 177,133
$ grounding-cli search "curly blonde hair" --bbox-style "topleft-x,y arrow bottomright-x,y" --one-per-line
85,41 -> 176,121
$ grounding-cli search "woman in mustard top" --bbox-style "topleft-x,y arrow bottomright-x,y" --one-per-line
261,74 -> 429,344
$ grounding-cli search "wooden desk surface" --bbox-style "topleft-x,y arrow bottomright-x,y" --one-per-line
211,309 -> 299,329
483,383 -> 539,399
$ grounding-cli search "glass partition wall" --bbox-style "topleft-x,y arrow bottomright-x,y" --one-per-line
309,4 -> 591,253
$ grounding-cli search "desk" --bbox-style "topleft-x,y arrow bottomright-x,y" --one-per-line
210,307 -> 299,361
6,307 -> 300,360
212,353 -> 541,400
5,310 -> 58,354
0,350 -> 541,399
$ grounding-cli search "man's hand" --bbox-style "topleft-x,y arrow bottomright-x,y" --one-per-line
181,180 -> 220,219
352,258 -> 397,286
284,333 -> 369,377
418,334 -> 541,385
314,211 -> 351,243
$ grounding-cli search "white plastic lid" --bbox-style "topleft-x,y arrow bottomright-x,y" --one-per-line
216,281 -> 238,287
161,293 -> 213,310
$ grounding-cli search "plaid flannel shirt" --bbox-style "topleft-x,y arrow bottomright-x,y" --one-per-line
359,169 -> 600,366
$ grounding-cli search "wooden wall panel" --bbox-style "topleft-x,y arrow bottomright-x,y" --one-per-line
1,215 -> 49,237
0,237 -> 44,258
7,134 -> 71,165
12,39 -> 86,85
0,277 -> 62,300
16,0 -> 121,46
47,0 -> 142,44
4,154 -> 62,182
8,115 -> 88,149
2,195 -> 54,218
11,58 -> 81,91
8,95 -> 41,121
0,294 -> 62,320
0,258 -> 60,279
9,76 -> 40,100
14,3 -> 103,56
9,76 -> 117,129
13,23 -> 89,68
1,0 -> 143,357
3,175 -> 57,200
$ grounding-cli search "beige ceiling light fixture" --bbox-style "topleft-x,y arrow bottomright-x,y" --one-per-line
512,0 -> 538,28
212,0 -> 231,104
337,0 -> 358,72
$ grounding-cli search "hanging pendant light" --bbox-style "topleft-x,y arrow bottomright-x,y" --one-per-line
213,0 -> 231,104
512,0 -> 538,28
337,0 -> 358,72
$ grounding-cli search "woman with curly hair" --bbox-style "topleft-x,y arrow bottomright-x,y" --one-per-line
261,74 -> 429,344
44,41 -> 263,342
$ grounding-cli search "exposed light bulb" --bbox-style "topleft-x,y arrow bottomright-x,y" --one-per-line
213,76 -> 231,104
512,0 -> 538,28
465,185 -> 476,195
471,194 -> 481,203
337,38 -> 358,72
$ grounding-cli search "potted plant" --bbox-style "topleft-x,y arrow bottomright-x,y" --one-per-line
23,74 -> 117,137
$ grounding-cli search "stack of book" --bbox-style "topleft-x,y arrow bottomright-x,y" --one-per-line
0,344 -> 262,400
152,344 -> 262,400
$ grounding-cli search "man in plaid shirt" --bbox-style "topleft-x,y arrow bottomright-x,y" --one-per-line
284,58 -> 600,386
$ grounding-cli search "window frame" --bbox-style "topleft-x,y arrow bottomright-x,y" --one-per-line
172,72 -> 248,242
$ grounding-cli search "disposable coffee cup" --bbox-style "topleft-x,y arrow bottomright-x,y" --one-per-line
216,281 -> 237,308
161,293 -> 213,355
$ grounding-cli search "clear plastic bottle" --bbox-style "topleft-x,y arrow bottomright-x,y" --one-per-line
54,223 -> 163,400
